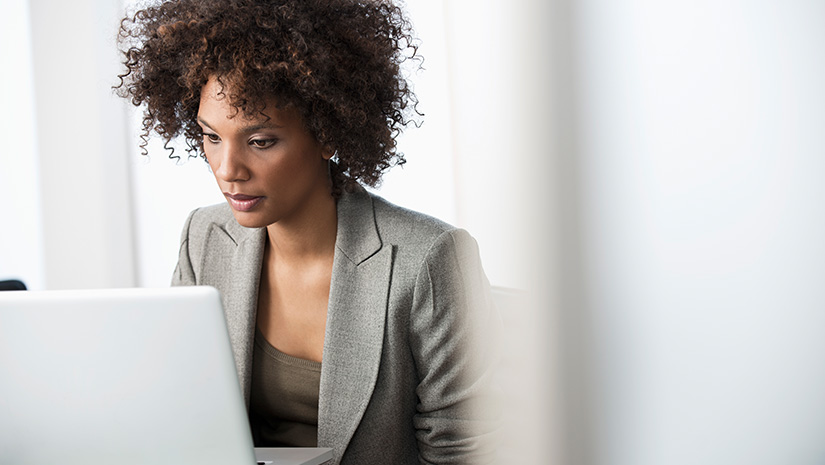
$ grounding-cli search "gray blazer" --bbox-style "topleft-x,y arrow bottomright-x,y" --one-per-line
172,187 -> 498,464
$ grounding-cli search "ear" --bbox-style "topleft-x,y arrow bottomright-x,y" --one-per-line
321,147 -> 335,160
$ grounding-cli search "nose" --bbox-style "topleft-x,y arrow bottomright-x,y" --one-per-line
211,142 -> 250,183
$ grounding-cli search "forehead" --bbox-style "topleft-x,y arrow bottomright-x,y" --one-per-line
197,77 -> 293,128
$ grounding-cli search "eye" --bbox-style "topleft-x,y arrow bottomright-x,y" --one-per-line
250,138 -> 277,149
202,132 -> 220,144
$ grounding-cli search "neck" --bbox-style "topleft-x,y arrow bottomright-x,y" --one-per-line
265,191 -> 338,264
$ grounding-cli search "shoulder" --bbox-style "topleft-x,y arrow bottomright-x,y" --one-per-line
364,191 -> 481,274
185,202 -> 234,230
172,203 -> 234,286
368,192 -> 461,246
178,202 -> 260,256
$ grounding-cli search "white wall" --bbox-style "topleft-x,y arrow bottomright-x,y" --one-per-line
368,0 -> 456,228
442,0 -> 535,290
571,1 -> 825,464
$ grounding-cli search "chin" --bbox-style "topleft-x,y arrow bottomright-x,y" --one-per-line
231,211 -> 272,229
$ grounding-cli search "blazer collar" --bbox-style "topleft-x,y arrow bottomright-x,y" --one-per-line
214,185 -> 382,260
211,185 -> 381,259
318,187 -> 392,458
333,186 -> 383,264
222,212 -> 264,247
200,212 -> 266,404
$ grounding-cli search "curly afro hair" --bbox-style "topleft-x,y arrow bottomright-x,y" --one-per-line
115,0 -> 421,193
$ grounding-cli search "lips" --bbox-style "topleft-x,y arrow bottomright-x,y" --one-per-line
224,193 -> 264,212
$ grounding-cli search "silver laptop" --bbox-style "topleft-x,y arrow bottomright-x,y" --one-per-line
0,286 -> 332,465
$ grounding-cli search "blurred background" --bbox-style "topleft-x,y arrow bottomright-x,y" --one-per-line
2,0 -> 825,464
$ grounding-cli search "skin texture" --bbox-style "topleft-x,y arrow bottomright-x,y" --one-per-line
197,77 -> 334,232
198,76 -> 335,362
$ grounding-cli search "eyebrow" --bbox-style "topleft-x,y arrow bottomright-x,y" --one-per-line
196,117 -> 283,133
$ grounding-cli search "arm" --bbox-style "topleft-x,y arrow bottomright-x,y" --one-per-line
410,229 -> 500,464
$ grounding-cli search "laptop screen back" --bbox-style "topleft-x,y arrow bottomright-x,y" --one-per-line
0,286 -> 256,465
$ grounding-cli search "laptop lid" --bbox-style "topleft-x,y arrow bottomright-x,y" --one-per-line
0,286 -> 256,465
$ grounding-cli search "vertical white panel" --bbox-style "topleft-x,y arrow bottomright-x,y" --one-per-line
576,1 -> 825,464
28,0 -> 136,289
0,0 -> 45,290
443,0 -> 562,463
444,0 -> 532,290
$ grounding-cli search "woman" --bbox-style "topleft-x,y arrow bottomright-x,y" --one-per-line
116,0 -> 498,463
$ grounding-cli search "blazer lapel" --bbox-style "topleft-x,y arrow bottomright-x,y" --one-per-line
200,216 -> 266,405
318,188 -> 392,456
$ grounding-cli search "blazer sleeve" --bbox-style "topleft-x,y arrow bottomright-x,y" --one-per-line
409,228 -> 500,464
171,208 -> 199,286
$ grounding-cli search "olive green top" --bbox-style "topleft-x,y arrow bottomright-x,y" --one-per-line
248,328 -> 321,447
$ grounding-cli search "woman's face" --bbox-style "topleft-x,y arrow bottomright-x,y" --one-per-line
197,77 -> 332,229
